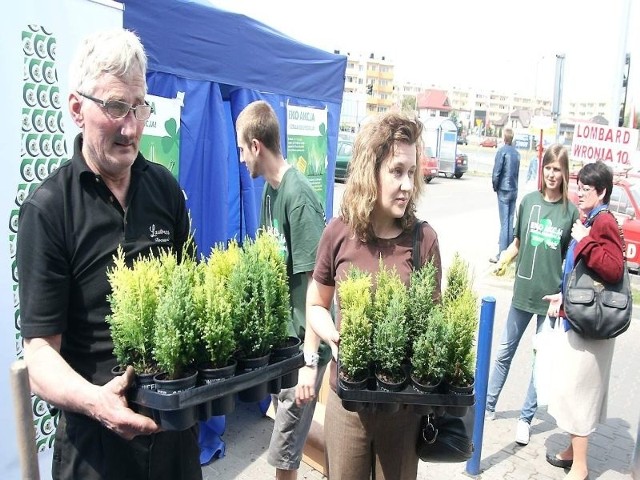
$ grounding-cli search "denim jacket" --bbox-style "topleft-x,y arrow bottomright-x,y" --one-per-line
492,144 -> 521,192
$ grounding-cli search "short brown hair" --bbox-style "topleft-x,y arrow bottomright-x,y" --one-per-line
236,100 -> 282,155
503,128 -> 514,145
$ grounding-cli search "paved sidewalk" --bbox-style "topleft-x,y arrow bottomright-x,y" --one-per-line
203,270 -> 640,480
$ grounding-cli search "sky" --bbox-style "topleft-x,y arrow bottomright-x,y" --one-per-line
210,0 -> 639,112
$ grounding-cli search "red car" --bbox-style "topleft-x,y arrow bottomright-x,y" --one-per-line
421,146 -> 439,183
480,137 -> 498,148
568,175 -> 640,270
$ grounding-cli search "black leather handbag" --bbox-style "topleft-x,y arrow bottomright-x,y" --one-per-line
416,408 -> 475,463
564,210 -> 632,340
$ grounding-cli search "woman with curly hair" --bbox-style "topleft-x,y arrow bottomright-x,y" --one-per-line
296,112 -> 442,479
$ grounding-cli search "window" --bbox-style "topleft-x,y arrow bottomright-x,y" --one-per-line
609,186 -> 632,218
338,141 -> 353,157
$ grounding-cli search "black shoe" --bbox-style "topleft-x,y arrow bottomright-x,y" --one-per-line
489,255 -> 499,264
546,452 -> 573,469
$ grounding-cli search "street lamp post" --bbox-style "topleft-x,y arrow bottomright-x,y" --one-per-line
551,54 -> 565,144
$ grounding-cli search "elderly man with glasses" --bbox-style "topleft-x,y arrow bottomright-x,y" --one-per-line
17,29 -> 200,480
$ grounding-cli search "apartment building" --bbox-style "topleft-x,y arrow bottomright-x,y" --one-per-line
340,51 -> 396,131
338,50 -> 611,133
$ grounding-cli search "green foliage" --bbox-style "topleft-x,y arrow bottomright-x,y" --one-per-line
153,255 -> 200,379
337,266 -> 373,380
372,259 -> 407,325
253,229 -> 290,348
407,260 -> 438,348
194,241 -> 241,368
442,252 -> 471,309
229,230 -> 290,358
441,254 -> 479,386
371,260 -> 408,377
106,247 -> 162,374
373,295 -> 408,377
411,306 -> 448,383
401,95 -> 416,113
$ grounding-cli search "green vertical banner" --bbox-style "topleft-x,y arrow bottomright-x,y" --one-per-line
138,94 -> 182,179
286,104 -> 328,210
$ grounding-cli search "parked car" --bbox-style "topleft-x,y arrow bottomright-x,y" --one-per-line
568,175 -> 640,271
480,137 -> 498,148
421,146 -> 439,183
453,152 -> 468,178
334,138 -> 353,182
457,134 -> 468,145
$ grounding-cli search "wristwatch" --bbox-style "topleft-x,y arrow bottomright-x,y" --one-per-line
304,351 -> 319,368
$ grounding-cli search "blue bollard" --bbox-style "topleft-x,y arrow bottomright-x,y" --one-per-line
466,296 -> 496,476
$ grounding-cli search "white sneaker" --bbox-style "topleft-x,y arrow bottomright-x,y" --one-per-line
515,419 -> 530,445
485,409 -> 496,421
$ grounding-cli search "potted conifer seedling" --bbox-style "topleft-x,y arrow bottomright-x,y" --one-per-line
337,266 -> 373,401
106,247 -> 162,390
194,241 -> 241,416
194,241 -> 240,379
410,306 -> 448,392
227,230 -> 290,401
153,250 -> 200,391
441,253 -> 478,394
371,261 -> 409,395
407,259 -> 439,356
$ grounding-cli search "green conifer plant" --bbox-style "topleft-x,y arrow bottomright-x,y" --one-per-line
106,247 -> 162,375
153,252 -> 200,380
337,266 -> 373,381
194,241 -> 241,368
411,306 -> 448,385
371,261 -> 408,382
441,253 -> 478,387
407,259 -> 438,352
228,230 -> 290,359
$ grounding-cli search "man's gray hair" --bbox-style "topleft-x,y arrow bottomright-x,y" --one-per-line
68,29 -> 147,96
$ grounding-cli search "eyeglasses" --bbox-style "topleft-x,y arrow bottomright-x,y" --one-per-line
577,184 -> 595,193
77,92 -> 153,121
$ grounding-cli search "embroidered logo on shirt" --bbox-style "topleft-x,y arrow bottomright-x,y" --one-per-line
149,224 -> 171,243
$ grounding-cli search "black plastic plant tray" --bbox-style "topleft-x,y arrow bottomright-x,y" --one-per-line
128,352 -> 303,411
336,379 -> 475,406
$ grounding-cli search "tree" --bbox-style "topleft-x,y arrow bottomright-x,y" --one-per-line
449,111 -> 463,135
401,95 -> 416,113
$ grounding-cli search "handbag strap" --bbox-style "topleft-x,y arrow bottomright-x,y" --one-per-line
412,220 -> 426,270
587,209 -> 626,261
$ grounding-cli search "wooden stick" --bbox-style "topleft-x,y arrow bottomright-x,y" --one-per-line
10,360 -> 40,480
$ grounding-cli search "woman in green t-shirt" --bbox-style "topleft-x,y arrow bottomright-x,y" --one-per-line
486,144 -> 579,446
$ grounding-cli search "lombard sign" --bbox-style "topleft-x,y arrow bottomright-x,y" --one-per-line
572,122 -> 639,166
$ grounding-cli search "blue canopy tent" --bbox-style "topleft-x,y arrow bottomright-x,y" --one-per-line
122,0 -> 346,255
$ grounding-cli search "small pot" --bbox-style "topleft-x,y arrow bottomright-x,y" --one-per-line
270,336 -> 301,361
154,368 -> 198,394
236,352 -> 271,373
198,359 -> 237,385
111,365 -> 127,377
236,353 -> 271,402
375,368 -> 408,392
411,375 -> 443,394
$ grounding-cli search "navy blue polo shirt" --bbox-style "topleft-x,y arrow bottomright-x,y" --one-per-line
18,134 -> 190,385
